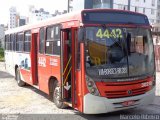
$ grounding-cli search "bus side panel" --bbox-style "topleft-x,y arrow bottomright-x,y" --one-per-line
18,53 -> 32,84
50,56 -> 61,82
37,54 -> 48,93
38,55 -> 61,94
38,55 -> 51,94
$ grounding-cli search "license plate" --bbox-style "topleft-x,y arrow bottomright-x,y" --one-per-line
122,100 -> 135,107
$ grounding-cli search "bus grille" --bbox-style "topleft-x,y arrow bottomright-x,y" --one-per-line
95,77 -> 153,99
105,86 -> 149,99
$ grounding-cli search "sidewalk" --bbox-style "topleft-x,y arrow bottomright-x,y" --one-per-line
156,72 -> 160,96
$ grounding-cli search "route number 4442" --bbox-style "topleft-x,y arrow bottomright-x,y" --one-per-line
96,28 -> 123,39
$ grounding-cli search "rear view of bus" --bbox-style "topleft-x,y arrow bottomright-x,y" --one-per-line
80,9 -> 155,114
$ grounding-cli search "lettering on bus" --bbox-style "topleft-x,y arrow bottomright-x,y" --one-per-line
96,28 -> 123,39
98,67 -> 127,76
38,57 -> 46,67
50,58 -> 58,66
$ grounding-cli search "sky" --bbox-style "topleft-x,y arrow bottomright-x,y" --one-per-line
0,0 -> 67,25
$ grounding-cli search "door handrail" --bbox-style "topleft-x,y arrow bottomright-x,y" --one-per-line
63,56 -> 72,76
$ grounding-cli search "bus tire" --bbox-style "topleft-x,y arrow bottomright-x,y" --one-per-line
53,81 -> 67,109
16,68 -> 25,87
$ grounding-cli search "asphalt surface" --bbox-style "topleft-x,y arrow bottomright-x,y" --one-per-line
0,62 -> 160,120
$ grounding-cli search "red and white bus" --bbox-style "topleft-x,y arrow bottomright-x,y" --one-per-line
5,9 -> 155,114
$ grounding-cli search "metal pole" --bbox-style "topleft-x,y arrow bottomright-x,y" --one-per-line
128,0 -> 131,11
110,0 -> 113,9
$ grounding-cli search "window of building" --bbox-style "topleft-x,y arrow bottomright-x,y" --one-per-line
157,20 -> 160,23
93,0 -> 102,8
93,0 -> 101,5
24,31 -> 31,52
149,19 -> 154,23
135,7 -> 139,12
39,28 -> 45,54
152,0 -> 155,6
118,5 -> 123,10
46,25 -> 61,55
143,8 -> 145,14
151,9 -> 155,15
123,5 -> 128,10
16,32 -> 24,51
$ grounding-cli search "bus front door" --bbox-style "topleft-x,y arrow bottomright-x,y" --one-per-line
61,28 -> 77,108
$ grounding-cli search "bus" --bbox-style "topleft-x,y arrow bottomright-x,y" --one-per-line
4,9 -> 155,114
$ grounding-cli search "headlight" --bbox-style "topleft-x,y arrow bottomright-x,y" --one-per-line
87,81 -> 94,87
86,76 -> 100,96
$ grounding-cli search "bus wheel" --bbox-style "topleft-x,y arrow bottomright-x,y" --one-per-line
16,68 -> 25,87
53,81 -> 67,109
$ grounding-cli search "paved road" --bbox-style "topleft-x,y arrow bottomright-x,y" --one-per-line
0,62 -> 160,120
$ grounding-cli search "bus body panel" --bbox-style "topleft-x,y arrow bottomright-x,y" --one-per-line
38,55 -> 61,94
19,53 -> 32,84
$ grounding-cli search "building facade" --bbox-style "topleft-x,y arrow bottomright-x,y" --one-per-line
28,6 -> 53,24
156,0 -> 160,23
8,7 -> 17,29
17,16 -> 26,27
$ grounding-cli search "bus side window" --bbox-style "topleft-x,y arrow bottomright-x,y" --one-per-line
17,32 -> 24,52
16,34 -> 18,51
9,35 -> 11,51
24,31 -> 31,52
46,25 -> 61,55
39,28 -> 45,54
10,34 -> 14,51
6,35 -> 10,51
13,34 -> 16,51
52,25 -> 61,55
46,26 -> 54,54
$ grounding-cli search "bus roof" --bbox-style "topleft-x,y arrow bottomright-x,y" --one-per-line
5,9 -> 149,34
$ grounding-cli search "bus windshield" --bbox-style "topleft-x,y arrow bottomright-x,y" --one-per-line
84,27 -> 155,80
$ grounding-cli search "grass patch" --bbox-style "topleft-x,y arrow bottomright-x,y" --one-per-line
0,48 -> 4,62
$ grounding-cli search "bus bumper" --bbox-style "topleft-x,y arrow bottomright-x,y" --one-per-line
83,87 -> 155,114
